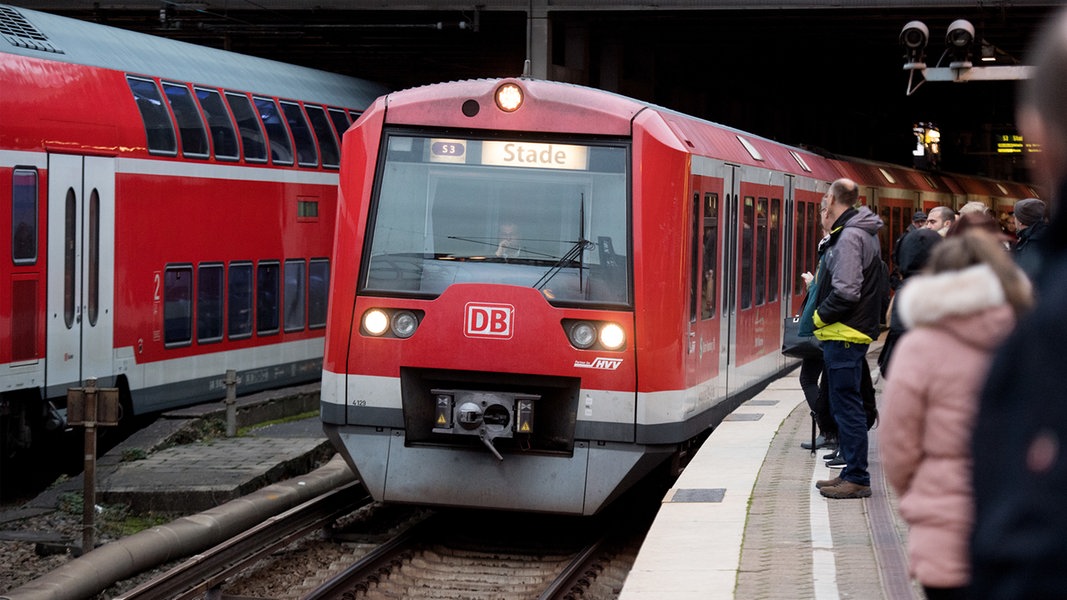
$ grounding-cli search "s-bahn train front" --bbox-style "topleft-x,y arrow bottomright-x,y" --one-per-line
322,79 -> 683,515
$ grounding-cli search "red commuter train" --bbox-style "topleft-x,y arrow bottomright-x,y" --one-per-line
321,77 -> 1037,515
0,4 -> 387,458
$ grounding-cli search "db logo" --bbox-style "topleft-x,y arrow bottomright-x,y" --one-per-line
464,303 -> 514,339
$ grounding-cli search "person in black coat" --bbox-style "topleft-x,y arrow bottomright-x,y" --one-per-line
1011,197 -> 1049,280
969,8 -> 1067,598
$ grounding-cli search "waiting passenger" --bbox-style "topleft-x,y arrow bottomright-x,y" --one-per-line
925,206 -> 957,237
881,231 -> 1032,600
1011,197 -> 1049,279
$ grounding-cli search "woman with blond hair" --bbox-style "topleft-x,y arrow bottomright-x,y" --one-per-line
880,230 -> 1032,600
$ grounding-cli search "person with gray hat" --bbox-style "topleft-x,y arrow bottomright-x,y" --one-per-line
1012,197 -> 1048,279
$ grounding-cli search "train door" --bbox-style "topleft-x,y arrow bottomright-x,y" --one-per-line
686,171 -> 725,401
45,154 -> 115,399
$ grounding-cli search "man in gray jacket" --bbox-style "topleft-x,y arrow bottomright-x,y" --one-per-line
812,178 -> 885,499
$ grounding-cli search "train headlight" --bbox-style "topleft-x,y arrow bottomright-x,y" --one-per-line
495,83 -> 523,112
599,323 -> 626,351
390,310 -> 419,338
362,309 -> 390,336
568,322 -> 598,349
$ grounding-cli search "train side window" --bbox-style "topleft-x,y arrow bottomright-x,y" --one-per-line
12,168 -> 37,265
253,97 -> 294,166
755,197 -> 768,306
740,196 -> 754,310
280,101 -> 319,168
689,192 -> 700,323
87,190 -> 100,326
256,261 -> 281,335
305,105 -> 340,168
702,192 -> 718,320
228,262 -> 253,339
224,93 -> 268,163
194,87 -> 239,161
63,189 -> 76,328
163,265 -> 193,347
768,198 -> 781,303
284,259 -> 306,332
793,202 -> 809,296
327,108 -> 351,142
127,76 -> 177,156
308,259 -> 329,329
162,81 -> 209,159
197,263 -> 224,343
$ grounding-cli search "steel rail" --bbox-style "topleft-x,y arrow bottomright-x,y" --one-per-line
113,482 -> 370,600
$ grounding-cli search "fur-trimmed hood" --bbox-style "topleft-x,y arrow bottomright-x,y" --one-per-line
896,263 -> 1022,350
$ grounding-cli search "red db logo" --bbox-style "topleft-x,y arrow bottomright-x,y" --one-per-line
464,303 -> 514,339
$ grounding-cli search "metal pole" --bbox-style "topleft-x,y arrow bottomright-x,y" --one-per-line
224,369 -> 238,437
82,377 -> 98,555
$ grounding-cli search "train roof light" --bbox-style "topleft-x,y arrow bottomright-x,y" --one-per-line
495,83 -> 524,112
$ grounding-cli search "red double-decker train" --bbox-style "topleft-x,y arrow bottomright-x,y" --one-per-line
321,77 -> 1036,515
0,4 -> 386,462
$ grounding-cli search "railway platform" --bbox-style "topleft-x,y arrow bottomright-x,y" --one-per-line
620,346 -> 920,600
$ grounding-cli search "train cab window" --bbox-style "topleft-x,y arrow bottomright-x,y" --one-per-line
228,262 -> 253,339
308,259 -> 329,329
305,105 -> 341,168
256,261 -> 281,335
12,168 -> 37,264
163,265 -> 193,347
197,263 -> 224,343
194,87 -> 239,161
327,108 -> 351,142
224,93 -> 267,163
768,198 -> 781,303
253,97 -> 293,166
127,76 -> 177,156
283,259 -> 306,332
364,134 -> 630,307
162,82 -> 209,159
280,101 -> 319,168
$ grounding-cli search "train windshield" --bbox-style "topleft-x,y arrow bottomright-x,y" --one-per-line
362,133 -> 630,307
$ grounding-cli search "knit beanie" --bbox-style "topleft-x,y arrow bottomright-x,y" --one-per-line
1014,198 -> 1047,227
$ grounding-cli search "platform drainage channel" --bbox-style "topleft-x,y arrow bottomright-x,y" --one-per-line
671,488 -> 726,503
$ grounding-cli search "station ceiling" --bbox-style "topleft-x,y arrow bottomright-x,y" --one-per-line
10,1 -> 1065,179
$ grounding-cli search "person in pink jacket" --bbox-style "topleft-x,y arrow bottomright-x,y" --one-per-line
881,231 -> 1033,600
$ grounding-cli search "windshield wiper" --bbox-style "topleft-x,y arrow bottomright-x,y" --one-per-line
533,194 -> 590,291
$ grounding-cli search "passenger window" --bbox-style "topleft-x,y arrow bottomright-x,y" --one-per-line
327,108 -> 351,145
284,259 -> 306,332
253,97 -> 293,165
194,87 -> 239,161
768,198 -> 781,303
756,197 -> 768,306
197,263 -> 224,343
741,196 -> 754,310
308,259 -> 329,329
224,92 -> 267,163
256,261 -> 280,335
305,105 -> 340,168
164,265 -> 193,347
12,168 -> 37,265
280,101 -> 318,167
162,81 -> 209,158
127,76 -> 177,156
228,262 -> 253,339
702,193 -> 718,320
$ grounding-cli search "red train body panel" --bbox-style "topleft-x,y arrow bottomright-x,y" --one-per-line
321,77 -> 1038,515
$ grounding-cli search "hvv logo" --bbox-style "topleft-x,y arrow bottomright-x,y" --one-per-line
464,303 -> 514,339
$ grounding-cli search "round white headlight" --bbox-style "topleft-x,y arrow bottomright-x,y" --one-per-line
362,309 -> 389,336
599,323 -> 626,350
391,310 -> 419,338
568,322 -> 597,349
495,83 -> 523,112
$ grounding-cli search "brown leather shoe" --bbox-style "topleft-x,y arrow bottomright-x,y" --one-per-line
819,480 -> 872,499
815,476 -> 842,489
